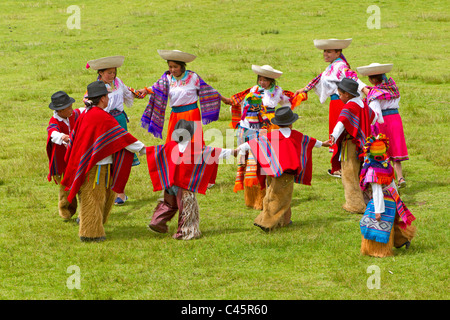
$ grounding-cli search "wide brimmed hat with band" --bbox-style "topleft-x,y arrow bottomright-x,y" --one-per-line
49,91 -> 75,110
86,55 -> 125,70
252,64 -> 283,79
271,107 -> 299,126
337,78 -> 360,97
357,63 -> 393,76
157,50 -> 197,63
313,38 -> 352,50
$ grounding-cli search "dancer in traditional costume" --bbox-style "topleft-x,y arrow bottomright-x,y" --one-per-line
223,65 -> 307,210
359,134 -> 416,257
295,39 -> 365,177
62,81 -> 146,242
330,78 -> 375,214
146,120 -> 237,240
46,91 -> 84,221
139,50 -> 227,147
85,55 -> 145,205
357,63 -> 408,188
237,107 -> 331,232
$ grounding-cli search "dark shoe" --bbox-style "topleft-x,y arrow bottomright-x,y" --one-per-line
114,195 -> 128,206
147,224 -> 166,234
396,241 -> 411,249
254,223 -> 270,233
398,178 -> 406,188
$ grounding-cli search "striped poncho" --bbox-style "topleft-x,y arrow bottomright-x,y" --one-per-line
141,70 -> 221,139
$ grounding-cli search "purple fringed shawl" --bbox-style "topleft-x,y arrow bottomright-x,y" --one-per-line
366,77 -> 400,104
141,70 -> 221,139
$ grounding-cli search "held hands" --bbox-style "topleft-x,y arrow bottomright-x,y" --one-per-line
62,134 -> 70,144
294,87 -> 307,96
322,139 -> 332,148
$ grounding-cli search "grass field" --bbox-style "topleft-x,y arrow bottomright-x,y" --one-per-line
0,0 -> 449,301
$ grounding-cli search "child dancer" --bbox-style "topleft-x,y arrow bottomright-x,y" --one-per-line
146,119 -> 237,240
223,65 -> 307,210
330,78 -> 375,214
46,91 -> 84,221
359,134 -> 416,257
237,107 -> 331,232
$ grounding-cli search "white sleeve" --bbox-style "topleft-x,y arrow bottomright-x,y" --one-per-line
314,140 -> 323,148
331,121 -> 345,140
125,140 -> 145,154
238,142 -> 251,155
219,149 -> 232,159
372,183 -> 385,214
51,131 -> 66,145
369,100 -> 384,124
121,80 -> 135,108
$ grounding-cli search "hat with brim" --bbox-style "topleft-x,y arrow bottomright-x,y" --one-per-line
86,81 -> 109,99
337,78 -> 360,97
171,119 -> 197,143
357,63 -> 393,76
157,50 -> 196,63
49,91 -> 75,110
86,55 -> 125,70
271,107 -> 299,126
252,64 -> 283,79
313,38 -> 352,50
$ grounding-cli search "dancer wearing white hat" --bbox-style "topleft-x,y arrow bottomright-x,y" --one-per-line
85,55 -> 145,205
357,63 -> 408,188
295,39 -> 365,178
138,50 -> 228,148
221,64 -> 307,210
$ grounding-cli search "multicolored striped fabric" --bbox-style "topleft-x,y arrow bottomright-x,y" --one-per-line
294,134 -> 316,185
360,162 -> 395,190
360,195 -> 396,244
366,77 -> 400,104
141,70 -> 221,139
388,186 -> 415,230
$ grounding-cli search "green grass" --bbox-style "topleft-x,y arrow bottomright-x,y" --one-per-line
0,0 -> 449,300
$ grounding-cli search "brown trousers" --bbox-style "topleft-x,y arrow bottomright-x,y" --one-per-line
149,187 -> 201,240
78,165 -> 116,240
53,175 -> 77,220
254,173 -> 293,230
341,140 -> 366,214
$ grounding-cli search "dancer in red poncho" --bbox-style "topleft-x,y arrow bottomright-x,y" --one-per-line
46,91 -> 84,220
61,81 -> 146,242
146,119 -> 237,240
238,107 -> 331,232
330,78 -> 375,214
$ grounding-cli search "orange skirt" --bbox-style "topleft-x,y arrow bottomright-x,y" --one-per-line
166,107 -> 204,146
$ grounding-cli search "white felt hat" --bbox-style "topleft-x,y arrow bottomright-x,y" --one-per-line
157,50 -> 196,63
251,64 -> 283,79
357,63 -> 394,76
313,38 -> 352,50
86,55 -> 125,70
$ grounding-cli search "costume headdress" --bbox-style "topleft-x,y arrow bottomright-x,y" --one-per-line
363,133 -> 390,167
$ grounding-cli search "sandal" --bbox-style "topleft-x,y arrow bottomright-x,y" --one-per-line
398,178 -> 406,188
327,169 -> 341,178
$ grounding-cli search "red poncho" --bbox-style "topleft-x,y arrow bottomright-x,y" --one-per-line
61,106 -> 138,202
248,129 -> 317,187
331,100 -> 375,172
146,141 -> 221,195
46,109 -> 82,182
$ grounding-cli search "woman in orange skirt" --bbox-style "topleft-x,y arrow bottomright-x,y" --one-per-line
139,50 -> 227,148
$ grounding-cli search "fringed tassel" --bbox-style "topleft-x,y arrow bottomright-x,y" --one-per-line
360,231 -> 395,258
244,185 -> 264,210
179,191 -> 201,240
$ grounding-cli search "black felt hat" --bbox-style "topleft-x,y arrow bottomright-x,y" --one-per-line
48,91 -> 75,110
86,81 -> 109,99
271,107 -> 299,126
337,78 -> 360,97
